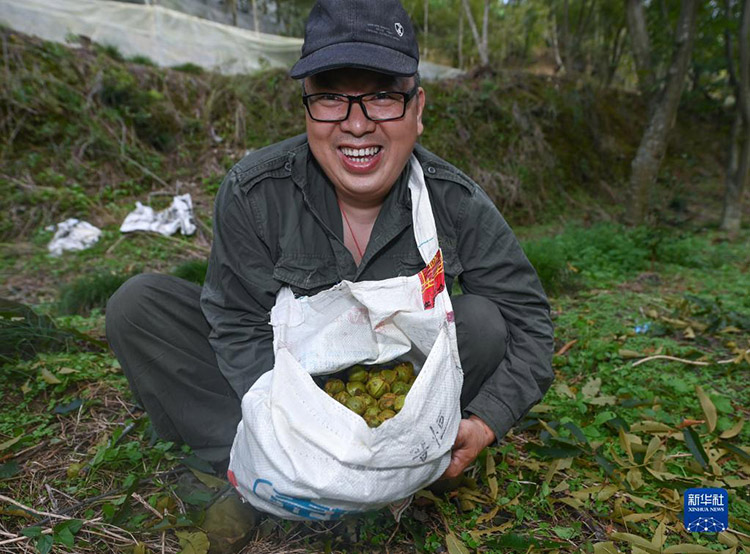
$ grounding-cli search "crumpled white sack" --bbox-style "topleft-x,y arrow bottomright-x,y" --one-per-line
120,193 -> 196,236
46,218 -> 102,257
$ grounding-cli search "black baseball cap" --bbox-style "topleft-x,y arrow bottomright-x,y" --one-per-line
290,0 -> 419,79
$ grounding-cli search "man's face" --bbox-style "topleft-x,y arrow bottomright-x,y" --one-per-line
304,68 -> 425,207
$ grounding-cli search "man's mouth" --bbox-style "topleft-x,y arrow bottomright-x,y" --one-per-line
340,146 -> 382,163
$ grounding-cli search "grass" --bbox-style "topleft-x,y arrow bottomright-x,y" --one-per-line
1,224 -> 748,553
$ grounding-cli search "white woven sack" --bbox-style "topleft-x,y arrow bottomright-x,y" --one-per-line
228,157 -> 463,520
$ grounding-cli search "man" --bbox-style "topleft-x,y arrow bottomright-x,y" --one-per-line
107,0 -> 553,490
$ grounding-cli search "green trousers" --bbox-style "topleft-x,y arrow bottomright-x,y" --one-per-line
106,274 -> 507,465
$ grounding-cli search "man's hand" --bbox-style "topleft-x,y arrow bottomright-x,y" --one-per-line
441,415 -> 495,479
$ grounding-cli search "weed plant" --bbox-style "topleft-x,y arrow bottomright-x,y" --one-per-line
171,259 -> 208,285
57,270 -> 137,316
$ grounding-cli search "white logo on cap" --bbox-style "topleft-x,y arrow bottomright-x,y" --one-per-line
395,22 -> 404,37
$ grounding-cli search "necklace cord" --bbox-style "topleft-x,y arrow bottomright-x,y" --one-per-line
338,198 -> 364,259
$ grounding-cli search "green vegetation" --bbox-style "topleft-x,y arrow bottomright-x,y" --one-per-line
1,28 -> 748,554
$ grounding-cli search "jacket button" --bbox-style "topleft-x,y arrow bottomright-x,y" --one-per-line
426,166 -> 436,174
284,161 -> 292,171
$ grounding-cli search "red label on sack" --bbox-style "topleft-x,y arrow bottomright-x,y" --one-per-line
418,249 -> 445,309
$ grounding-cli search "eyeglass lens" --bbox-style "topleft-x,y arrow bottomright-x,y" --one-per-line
307,92 -> 408,122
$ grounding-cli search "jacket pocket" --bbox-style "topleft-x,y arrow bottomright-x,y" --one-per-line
397,244 -> 463,283
273,255 -> 340,296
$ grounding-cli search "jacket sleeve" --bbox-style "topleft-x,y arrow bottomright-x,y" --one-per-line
200,170 -> 280,398
457,188 -> 554,441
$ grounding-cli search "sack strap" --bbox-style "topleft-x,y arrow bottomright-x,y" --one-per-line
408,157 -> 446,310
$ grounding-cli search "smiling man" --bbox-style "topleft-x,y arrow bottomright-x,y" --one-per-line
106,0 -> 553,495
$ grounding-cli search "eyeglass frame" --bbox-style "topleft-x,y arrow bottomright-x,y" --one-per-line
301,86 -> 420,122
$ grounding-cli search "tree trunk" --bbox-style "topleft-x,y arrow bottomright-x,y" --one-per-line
461,0 -> 489,66
252,0 -> 259,33
627,0 -> 698,224
625,0 -> 655,103
458,5 -> 464,69
424,0 -> 429,58
550,13 -> 565,72
721,0 -> 750,232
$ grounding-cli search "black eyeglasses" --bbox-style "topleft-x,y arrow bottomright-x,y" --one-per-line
302,87 -> 418,122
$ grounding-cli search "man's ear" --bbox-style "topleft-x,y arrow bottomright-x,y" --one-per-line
416,87 -> 426,136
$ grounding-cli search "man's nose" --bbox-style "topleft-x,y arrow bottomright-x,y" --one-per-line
340,101 -> 376,136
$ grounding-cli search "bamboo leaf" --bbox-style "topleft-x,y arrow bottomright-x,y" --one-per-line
662,545 -> 717,553
0,435 -> 22,452
627,468 -> 644,490
446,532 -> 470,554
610,532 -> 660,552
695,386 -> 717,432
683,427 -> 709,469
719,420 -> 745,439
650,517 -> 666,548
644,436 -> 662,463
563,422 -> 589,445
619,428 -> 635,463
593,543 -> 618,554
40,368 -> 61,385
485,451 -> 498,501
718,441 -> 750,462
630,421 -> 673,433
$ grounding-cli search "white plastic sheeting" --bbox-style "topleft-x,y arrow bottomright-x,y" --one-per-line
0,0 -> 464,79
0,0 -> 303,74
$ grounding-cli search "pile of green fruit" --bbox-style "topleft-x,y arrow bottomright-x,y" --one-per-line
323,361 -> 416,427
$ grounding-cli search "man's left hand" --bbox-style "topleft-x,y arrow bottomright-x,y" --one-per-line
441,415 -> 495,479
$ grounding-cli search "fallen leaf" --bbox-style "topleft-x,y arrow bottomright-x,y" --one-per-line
719,420 -> 745,439
445,532 -> 470,554
695,386 -> 717,432
582,378 -> 602,399
0,435 -> 22,452
485,451 -> 498,501
175,530 -> 209,554
610,532 -> 659,552
40,368 -> 61,385
662,545 -> 716,553
555,339 -> 578,356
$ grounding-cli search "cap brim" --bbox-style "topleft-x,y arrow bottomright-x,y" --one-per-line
290,42 -> 418,79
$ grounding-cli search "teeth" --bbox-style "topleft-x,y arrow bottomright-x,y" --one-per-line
341,146 -> 381,158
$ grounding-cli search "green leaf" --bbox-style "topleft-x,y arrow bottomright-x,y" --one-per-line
553,526 -> 576,539
36,534 -> 53,554
718,441 -> 750,462
175,530 -> 209,554
683,427 -> 709,469
445,532 -> 470,554
593,411 -> 617,426
562,422 -> 589,445
53,519 -> 82,547
53,398 -> 82,415
21,526 -> 42,539
0,461 -> 20,479
593,450 -> 616,478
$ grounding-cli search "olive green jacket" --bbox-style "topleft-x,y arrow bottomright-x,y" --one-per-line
201,133 -> 554,440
